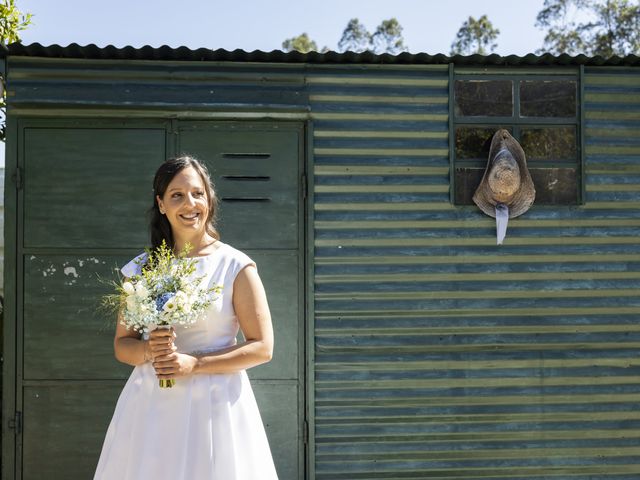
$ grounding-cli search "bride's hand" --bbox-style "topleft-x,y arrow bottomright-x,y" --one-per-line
147,327 -> 177,361
153,352 -> 198,379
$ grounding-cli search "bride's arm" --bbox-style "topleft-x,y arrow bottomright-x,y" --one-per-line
196,264 -> 274,372
113,309 -> 150,366
153,265 -> 274,378
113,278 -> 176,366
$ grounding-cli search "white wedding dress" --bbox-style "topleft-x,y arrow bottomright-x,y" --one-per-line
94,242 -> 278,480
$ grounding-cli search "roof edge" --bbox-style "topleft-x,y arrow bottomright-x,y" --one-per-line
1,42 -> 638,66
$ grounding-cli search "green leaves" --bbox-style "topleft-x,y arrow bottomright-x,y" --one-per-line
338,18 -> 371,53
450,15 -> 500,56
0,0 -> 32,45
283,18 -> 408,55
282,33 -> 323,53
370,18 -> 407,55
535,0 -> 640,56
0,0 -> 32,142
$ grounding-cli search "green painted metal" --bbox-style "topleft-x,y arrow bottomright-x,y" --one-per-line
2,114 -> 18,480
305,120 -> 317,480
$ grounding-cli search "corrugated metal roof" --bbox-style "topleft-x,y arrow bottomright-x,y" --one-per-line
1,42 -> 639,66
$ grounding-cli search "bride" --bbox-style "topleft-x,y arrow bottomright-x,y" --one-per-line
94,156 -> 279,479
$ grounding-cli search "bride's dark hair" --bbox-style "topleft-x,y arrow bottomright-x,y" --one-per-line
149,156 -> 219,252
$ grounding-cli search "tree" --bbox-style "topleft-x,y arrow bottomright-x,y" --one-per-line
536,0 -> 640,56
0,0 -> 31,44
282,33 -> 319,53
450,15 -> 500,55
0,0 -> 32,142
283,18 -> 408,55
370,18 -> 407,55
588,0 -> 640,56
338,18 -> 371,53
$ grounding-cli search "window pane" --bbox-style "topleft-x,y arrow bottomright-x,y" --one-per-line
520,127 -> 577,161
456,127 -> 512,160
530,168 -> 579,204
520,80 -> 577,117
454,167 -> 484,204
455,80 -> 513,117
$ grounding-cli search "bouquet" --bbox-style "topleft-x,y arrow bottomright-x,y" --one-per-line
104,240 -> 222,388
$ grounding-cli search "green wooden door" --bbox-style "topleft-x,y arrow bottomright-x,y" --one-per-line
3,119 -> 305,479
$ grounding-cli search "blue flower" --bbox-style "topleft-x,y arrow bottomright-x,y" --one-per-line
155,292 -> 175,312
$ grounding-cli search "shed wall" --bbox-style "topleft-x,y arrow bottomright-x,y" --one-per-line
312,65 -> 640,478
2,56 -> 640,479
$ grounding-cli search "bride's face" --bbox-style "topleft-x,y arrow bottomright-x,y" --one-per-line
156,166 -> 210,236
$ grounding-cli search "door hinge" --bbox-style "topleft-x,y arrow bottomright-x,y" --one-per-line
12,166 -> 23,190
8,411 -> 22,434
301,174 -> 307,199
303,419 -> 309,445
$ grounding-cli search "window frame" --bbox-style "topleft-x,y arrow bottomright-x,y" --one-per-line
449,65 -> 584,206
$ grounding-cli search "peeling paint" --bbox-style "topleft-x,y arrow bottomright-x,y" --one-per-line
64,266 -> 79,278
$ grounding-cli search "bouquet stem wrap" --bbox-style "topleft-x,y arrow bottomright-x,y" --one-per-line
156,325 -> 176,389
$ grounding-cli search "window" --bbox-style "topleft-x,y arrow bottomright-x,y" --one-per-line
452,72 -> 581,206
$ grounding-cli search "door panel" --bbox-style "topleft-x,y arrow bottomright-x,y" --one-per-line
245,251 -> 300,380
178,123 -> 300,249
23,254 -> 133,380
22,384 -> 122,479
23,128 -> 162,249
22,382 -> 299,480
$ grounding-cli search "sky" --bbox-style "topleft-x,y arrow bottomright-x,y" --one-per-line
1,0 -> 553,167
19,0 -> 549,55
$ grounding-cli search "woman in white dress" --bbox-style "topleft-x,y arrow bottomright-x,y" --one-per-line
94,156 -> 279,479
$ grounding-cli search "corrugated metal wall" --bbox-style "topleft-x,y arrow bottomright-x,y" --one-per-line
311,65 -> 640,479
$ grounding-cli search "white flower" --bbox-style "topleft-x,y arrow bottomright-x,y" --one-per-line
135,283 -> 149,298
174,291 -> 187,305
162,298 -> 177,313
122,281 -> 135,295
126,296 -> 138,313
